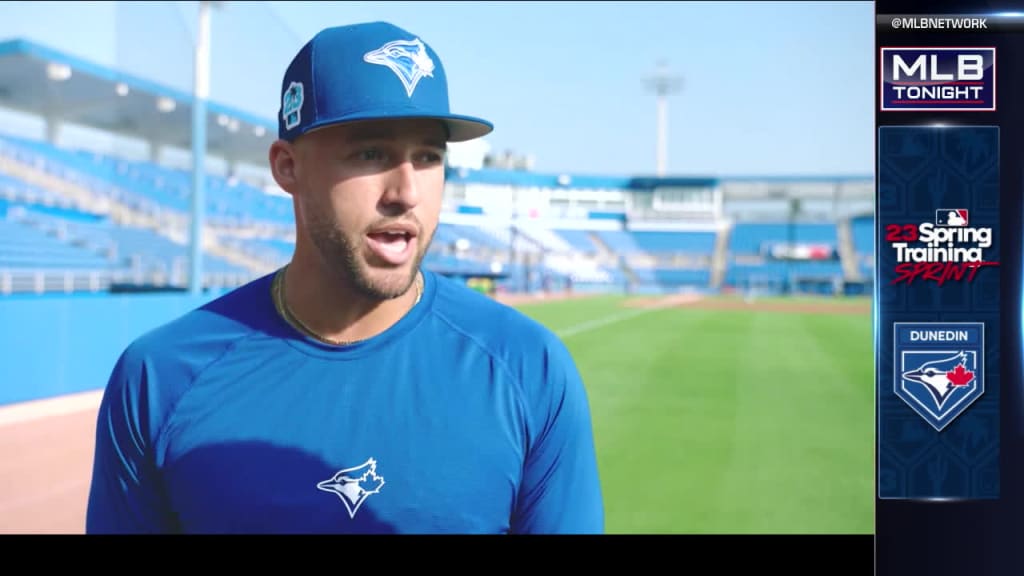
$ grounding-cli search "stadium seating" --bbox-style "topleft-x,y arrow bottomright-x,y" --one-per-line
0,172 -> 80,210
632,231 -> 717,254
0,191 -> 255,294
0,216 -> 112,271
0,134 -> 294,228
0,126 -> 870,297
594,230 -> 641,253
224,237 -> 295,269
717,221 -> 849,294
729,222 -> 837,254
553,229 -> 600,254
435,222 -> 508,252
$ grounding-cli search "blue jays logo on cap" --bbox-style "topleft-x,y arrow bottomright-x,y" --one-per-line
364,38 -> 435,98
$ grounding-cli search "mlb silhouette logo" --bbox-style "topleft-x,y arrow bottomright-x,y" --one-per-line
894,323 -> 984,432
935,209 -> 969,227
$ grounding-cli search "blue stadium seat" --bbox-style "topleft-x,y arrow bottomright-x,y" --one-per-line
552,229 -> 598,253
632,231 -> 716,254
594,229 -> 717,254
729,222 -> 837,254
0,218 -> 113,271
0,134 -> 295,228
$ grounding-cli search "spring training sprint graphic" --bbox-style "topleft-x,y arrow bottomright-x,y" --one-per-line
886,209 -> 999,286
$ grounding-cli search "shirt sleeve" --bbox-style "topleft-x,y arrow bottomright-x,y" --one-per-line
511,334 -> 605,534
85,347 -> 174,534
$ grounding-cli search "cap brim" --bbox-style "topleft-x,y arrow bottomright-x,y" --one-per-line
298,110 -> 493,143
440,115 -> 495,142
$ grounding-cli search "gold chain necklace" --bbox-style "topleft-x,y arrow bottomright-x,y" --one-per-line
273,265 -> 423,347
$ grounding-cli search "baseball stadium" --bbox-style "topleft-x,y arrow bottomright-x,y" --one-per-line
0,3 -> 875,535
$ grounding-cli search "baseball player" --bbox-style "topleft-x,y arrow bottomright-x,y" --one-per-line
85,21 -> 604,534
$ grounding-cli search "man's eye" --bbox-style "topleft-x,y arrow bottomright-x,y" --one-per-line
357,149 -> 385,161
418,152 -> 443,163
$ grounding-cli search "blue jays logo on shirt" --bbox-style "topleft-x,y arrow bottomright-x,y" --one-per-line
894,323 -> 984,432
282,81 -> 304,130
363,38 -> 436,97
316,458 -> 385,519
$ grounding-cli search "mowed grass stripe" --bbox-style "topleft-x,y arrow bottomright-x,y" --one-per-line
513,297 -> 874,534
511,295 -> 631,333
569,308 -> 747,534
800,312 -> 874,532
709,310 -> 873,534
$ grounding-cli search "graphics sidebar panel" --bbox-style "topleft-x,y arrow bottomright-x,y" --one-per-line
876,3 -> 1023,576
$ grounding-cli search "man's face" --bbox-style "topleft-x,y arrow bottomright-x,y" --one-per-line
287,118 -> 447,300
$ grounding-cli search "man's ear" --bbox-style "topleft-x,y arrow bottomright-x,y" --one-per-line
269,140 -> 299,196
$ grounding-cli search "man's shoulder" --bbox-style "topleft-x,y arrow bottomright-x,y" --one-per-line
431,273 -> 560,348
428,273 -> 577,388
118,273 -> 276,377
428,274 -> 592,456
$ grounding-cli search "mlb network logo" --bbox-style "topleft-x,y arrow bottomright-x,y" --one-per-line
935,209 -> 968,227
893,322 -> 985,432
880,47 -> 996,111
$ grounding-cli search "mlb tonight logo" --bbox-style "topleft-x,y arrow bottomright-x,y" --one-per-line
893,322 -> 984,432
880,47 -> 996,111
935,209 -> 968,227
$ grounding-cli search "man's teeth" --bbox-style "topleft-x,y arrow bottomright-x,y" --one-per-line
379,237 -> 408,253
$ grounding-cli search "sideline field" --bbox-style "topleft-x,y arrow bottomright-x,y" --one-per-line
514,293 -> 874,534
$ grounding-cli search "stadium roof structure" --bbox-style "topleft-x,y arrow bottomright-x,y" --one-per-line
447,166 -> 873,196
0,38 -> 874,194
0,38 -> 276,167
446,166 -> 719,191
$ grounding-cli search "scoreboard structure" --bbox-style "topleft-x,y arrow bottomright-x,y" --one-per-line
875,2 -> 1024,575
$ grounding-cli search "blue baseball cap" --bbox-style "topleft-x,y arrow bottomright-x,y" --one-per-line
277,21 -> 493,143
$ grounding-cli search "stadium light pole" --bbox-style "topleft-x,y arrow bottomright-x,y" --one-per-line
787,196 -> 801,295
190,0 -> 221,295
644,61 -> 682,177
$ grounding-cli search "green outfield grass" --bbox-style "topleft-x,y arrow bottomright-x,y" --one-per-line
513,294 -> 874,535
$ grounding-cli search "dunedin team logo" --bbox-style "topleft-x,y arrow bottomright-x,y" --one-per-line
894,323 -> 984,431
886,208 -> 998,286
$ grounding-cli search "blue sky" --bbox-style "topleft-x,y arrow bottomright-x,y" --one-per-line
0,1 -> 874,177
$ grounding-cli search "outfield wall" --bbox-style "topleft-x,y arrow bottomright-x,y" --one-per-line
0,291 -> 223,406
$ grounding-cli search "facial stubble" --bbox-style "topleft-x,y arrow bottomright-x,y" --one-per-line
304,203 -> 431,301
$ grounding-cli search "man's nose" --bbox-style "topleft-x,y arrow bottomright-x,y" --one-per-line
381,160 -> 420,209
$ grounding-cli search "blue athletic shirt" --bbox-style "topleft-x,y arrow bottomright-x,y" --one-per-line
85,268 -> 604,534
